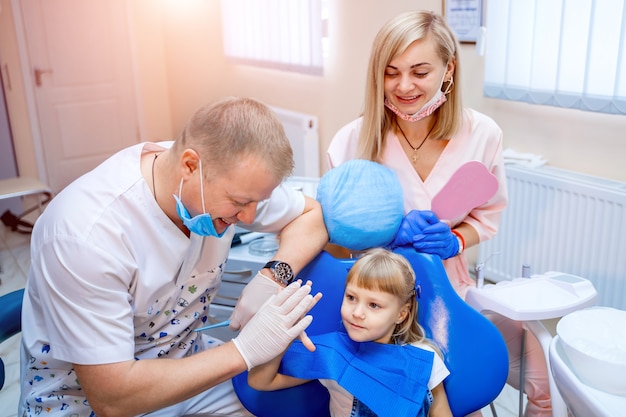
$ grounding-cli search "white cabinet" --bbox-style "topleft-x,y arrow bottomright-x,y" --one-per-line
207,239 -> 274,341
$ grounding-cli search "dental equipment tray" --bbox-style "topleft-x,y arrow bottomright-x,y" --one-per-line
466,272 -> 598,321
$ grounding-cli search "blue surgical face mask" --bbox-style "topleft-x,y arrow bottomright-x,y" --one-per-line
173,159 -> 227,238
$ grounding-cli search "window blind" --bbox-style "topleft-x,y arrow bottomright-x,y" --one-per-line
484,0 -> 626,114
220,0 -> 324,75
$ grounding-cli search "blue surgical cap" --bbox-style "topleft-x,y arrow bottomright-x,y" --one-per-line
316,160 -> 404,251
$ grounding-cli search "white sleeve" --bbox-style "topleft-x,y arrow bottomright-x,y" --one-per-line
410,342 -> 451,389
428,350 -> 451,389
246,182 -> 306,233
33,236 -> 136,364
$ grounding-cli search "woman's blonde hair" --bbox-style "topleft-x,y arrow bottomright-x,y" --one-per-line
357,10 -> 463,162
346,248 -> 426,345
172,96 -> 294,181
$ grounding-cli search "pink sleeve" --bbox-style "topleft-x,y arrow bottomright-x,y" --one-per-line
460,112 -> 508,242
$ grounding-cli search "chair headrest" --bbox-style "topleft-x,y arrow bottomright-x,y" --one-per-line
316,160 -> 404,251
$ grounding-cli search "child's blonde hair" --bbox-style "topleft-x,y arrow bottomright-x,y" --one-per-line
346,248 -> 427,345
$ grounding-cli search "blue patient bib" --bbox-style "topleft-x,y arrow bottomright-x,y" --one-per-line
280,332 -> 434,417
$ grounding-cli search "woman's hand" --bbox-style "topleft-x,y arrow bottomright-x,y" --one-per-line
412,220 -> 460,260
391,210 -> 460,259
390,210 -> 435,248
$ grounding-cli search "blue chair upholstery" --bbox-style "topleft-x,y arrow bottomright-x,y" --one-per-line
233,248 -> 509,417
231,252 -> 352,417
0,288 -> 24,390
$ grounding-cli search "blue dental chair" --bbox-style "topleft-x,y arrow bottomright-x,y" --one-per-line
0,288 -> 24,391
233,248 -> 509,417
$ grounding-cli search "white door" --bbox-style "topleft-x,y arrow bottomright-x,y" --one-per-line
19,0 -> 139,192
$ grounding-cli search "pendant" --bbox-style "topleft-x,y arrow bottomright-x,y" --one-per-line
411,151 -> 419,163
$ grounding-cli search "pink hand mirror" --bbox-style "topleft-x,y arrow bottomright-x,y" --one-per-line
431,161 -> 498,220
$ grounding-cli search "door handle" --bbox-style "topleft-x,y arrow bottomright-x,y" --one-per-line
34,67 -> 53,87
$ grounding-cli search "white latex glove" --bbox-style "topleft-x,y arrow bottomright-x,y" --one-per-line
229,271 -> 281,331
232,281 -> 315,369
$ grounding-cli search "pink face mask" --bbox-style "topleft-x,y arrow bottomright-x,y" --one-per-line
385,74 -> 453,123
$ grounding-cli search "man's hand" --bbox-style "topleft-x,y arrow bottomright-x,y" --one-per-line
229,271 -> 281,331
231,280 -> 319,369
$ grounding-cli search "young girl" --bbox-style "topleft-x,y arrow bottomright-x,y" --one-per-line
248,248 -> 452,417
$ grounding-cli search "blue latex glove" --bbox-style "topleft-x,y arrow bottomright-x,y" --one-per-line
412,220 -> 459,260
390,210 -> 437,248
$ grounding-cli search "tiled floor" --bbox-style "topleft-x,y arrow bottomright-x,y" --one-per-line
0,225 -> 30,417
0,225 -> 522,417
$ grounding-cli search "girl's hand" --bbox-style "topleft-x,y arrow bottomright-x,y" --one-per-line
297,280 -> 323,352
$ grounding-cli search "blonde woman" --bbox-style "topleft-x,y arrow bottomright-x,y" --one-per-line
327,10 -> 550,417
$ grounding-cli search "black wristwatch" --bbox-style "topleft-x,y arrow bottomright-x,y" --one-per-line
263,260 -> 295,286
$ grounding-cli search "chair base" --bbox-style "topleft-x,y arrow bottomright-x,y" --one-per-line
1,210 -> 35,234
0,177 -> 53,234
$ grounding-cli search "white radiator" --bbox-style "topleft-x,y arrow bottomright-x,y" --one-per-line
271,106 -> 320,178
478,164 -> 626,310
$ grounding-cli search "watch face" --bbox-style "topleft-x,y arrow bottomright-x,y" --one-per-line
264,260 -> 294,285
274,262 -> 294,283
267,261 -> 293,284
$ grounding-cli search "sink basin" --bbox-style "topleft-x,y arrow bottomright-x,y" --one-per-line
556,306 -> 626,396
466,272 -> 597,321
550,336 -> 626,417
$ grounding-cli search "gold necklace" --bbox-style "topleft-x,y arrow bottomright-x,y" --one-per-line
151,153 -> 158,204
395,119 -> 436,163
